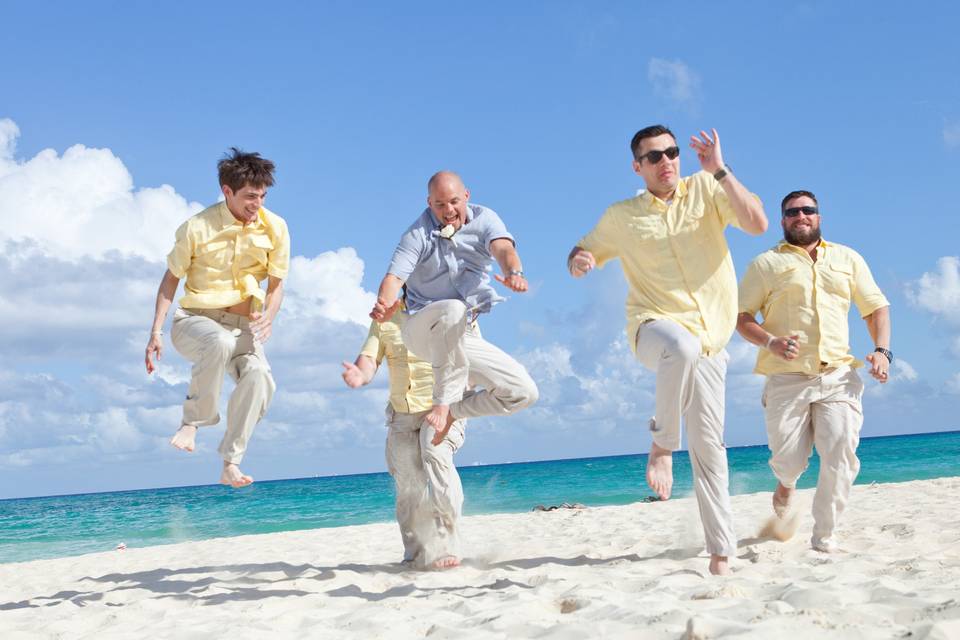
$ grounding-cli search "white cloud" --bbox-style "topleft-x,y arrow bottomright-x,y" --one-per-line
0,118 -> 381,485
944,122 -> 960,149
648,58 -> 701,109
907,256 -> 960,325
946,373 -> 960,395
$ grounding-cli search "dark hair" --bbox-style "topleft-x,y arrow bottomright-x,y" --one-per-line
218,147 -> 276,192
630,125 -> 676,161
780,190 -> 818,214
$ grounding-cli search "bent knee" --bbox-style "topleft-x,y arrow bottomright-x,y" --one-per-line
665,335 -> 701,364
504,375 -> 538,411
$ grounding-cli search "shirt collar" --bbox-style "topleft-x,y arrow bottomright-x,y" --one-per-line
776,237 -> 829,254
638,176 -> 689,207
219,202 -> 265,230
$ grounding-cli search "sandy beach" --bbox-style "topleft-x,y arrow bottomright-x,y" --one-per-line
2,477 -> 959,639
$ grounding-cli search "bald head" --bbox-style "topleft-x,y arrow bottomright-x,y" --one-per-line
427,170 -> 465,194
426,170 -> 470,230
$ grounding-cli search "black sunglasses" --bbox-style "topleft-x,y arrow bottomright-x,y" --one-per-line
636,146 -> 680,164
783,206 -> 819,218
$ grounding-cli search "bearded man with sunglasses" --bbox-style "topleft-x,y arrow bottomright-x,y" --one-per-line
567,124 -> 768,575
737,190 -> 891,553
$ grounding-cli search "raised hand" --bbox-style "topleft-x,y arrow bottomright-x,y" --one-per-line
689,128 -> 724,174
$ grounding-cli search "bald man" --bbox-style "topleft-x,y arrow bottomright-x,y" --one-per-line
370,171 -> 538,445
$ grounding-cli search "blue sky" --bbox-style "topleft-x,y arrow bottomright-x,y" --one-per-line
2,1 -> 959,499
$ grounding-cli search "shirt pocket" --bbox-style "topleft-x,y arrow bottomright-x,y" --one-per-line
245,234 -> 275,267
196,239 -> 233,269
821,262 -> 854,298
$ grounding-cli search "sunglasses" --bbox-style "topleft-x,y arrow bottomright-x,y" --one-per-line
783,206 -> 819,218
636,146 -> 680,164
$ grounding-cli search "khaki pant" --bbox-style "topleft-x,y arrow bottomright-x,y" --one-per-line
401,300 -> 538,419
635,319 -> 737,557
171,308 -> 275,464
762,366 -> 864,548
385,406 -> 466,567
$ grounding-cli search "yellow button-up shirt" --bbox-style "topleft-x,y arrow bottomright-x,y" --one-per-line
360,312 -> 434,414
167,202 -> 290,310
739,239 -> 889,376
579,171 -> 755,356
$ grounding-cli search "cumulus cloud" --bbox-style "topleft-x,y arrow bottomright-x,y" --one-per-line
907,256 -> 960,324
0,118 -> 380,489
648,58 -> 701,110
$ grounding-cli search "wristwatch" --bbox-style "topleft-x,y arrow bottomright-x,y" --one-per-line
874,347 -> 893,363
713,164 -> 731,181
509,269 -> 524,278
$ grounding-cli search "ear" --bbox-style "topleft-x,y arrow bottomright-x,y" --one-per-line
463,188 -> 470,202
632,160 -> 643,176
221,184 -> 233,199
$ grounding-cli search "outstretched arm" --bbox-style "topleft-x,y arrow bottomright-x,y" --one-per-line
491,238 -> 528,292
736,311 -> 801,361
145,269 -> 180,374
567,246 -> 596,278
690,129 -> 768,236
342,355 -> 378,388
864,305 -> 891,382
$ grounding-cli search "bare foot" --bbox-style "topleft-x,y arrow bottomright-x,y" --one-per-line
170,425 -> 198,452
709,555 -> 730,576
645,443 -> 673,500
428,406 -> 455,446
431,556 -> 460,570
772,482 -> 795,518
220,462 -> 253,488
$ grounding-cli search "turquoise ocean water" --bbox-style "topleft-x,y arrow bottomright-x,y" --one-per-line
2,430 -> 957,565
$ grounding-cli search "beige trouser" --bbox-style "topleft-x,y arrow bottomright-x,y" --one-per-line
171,308 -> 276,464
385,406 -> 466,567
401,300 -> 538,419
635,319 -> 737,557
762,366 -> 864,547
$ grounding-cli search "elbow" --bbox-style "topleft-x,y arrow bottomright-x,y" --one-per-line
750,212 -> 769,236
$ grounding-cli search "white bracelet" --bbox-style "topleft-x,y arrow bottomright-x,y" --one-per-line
151,331 -> 163,336
764,334 -> 776,350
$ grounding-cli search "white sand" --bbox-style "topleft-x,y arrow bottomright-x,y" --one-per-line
2,477 -> 959,639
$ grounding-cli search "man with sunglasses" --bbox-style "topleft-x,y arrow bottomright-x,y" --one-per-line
567,124 -> 768,575
737,190 -> 891,553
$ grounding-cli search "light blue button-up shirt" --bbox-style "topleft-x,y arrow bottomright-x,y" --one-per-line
387,204 -> 514,314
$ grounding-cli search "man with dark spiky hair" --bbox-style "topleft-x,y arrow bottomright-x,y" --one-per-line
567,125 -> 768,575
145,148 -> 290,488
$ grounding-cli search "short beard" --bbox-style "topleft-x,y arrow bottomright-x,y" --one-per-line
784,224 -> 821,246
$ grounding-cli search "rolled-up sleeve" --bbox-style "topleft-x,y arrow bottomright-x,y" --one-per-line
578,210 -> 618,268
267,217 -> 291,279
738,259 -> 769,316
851,252 -> 889,318
359,321 -> 385,365
387,228 -> 424,281
166,220 -> 193,279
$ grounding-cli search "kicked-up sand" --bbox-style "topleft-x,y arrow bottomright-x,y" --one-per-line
1,477 -> 959,639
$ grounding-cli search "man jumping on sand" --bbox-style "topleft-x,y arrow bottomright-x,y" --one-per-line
370,171 -> 537,447
737,189 -> 891,553
145,148 -> 290,488
568,125 -> 768,575
343,302 -> 467,570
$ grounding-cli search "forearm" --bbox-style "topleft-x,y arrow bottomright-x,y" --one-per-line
263,277 -> 285,319
377,274 -> 405,305
354,355 -> 378,384
493,241 -> 522,274
720,173 -> 768,235
865,306 -> 891,348
737,312 -> 773,348
151,271 -> 180,333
